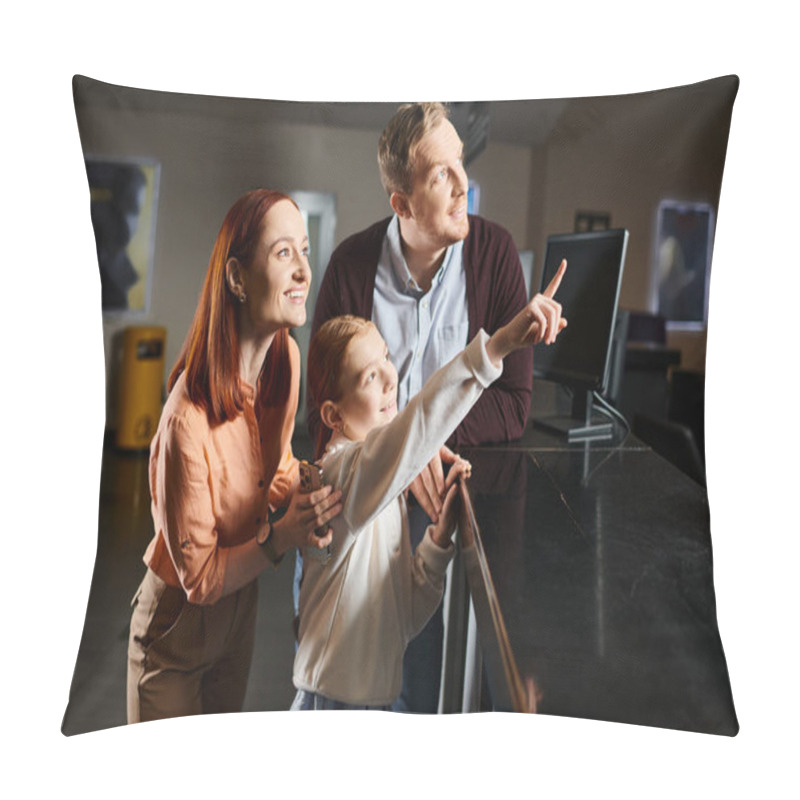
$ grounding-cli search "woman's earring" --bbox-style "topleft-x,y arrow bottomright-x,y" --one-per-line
238,291 -> 247,304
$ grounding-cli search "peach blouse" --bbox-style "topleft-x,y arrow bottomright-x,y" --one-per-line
143,339 -> 300,605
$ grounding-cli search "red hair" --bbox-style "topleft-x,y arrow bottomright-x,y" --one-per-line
307,315 -> 376,460
169,190 -> 298,424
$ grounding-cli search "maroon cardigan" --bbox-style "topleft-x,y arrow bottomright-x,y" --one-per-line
308,215 -> 533,448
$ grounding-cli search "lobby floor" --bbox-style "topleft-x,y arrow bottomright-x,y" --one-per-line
61,432 -> 316,736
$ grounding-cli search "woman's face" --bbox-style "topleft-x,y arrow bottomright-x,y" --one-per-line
241,200 -> 312,335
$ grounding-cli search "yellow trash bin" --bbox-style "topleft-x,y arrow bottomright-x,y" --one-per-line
116,326 -> 167,451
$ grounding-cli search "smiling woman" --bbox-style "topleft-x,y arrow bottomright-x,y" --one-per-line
225,199 -> 312,351
126,189 -> 342,724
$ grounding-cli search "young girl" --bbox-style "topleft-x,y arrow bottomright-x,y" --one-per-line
291,262 -> 567,710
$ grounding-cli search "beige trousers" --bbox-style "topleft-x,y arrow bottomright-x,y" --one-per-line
127,568 -> 257,724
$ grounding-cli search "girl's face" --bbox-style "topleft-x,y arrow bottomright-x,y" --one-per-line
240,199 -> 312,336
329,325 -> 398,442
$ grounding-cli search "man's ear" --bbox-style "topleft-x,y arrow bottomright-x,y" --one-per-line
390,191 -> 411,220
320,400 -> 343,433
225,257 -> 245,297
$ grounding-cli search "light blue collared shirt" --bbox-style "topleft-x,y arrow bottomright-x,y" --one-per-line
372,216 -> 469,412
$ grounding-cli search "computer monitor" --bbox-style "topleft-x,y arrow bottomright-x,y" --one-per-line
533,228 -> 629,441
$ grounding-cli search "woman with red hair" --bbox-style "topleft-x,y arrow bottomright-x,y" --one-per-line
127,189 -> 341,723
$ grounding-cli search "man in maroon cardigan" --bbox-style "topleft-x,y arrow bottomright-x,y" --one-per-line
307,102 -> 533,713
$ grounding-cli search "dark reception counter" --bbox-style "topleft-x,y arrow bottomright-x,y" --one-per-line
441,424 -> 738,736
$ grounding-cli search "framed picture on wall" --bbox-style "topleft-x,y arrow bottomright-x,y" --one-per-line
654,199 -> 715,328
574,210 -> 611,232
85,156 -> 161,316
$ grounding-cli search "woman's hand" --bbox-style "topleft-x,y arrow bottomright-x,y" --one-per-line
271,484 -> 342,555
486,259 -> 568,365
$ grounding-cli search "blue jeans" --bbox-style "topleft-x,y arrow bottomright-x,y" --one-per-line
293,549 -> 303,618
291,690 -> 391,711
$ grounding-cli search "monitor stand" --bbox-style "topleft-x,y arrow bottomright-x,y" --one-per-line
534,389 -> 614,442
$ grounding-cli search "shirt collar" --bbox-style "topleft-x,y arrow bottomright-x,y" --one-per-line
387,215 -> 455,294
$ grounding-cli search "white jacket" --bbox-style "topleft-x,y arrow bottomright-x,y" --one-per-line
293,331 -> 502,706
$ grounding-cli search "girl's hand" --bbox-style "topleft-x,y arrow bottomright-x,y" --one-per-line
272,484 -> 342,555
487,259 -> 568,365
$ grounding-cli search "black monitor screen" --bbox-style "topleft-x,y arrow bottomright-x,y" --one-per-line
533,229 -> 628,393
